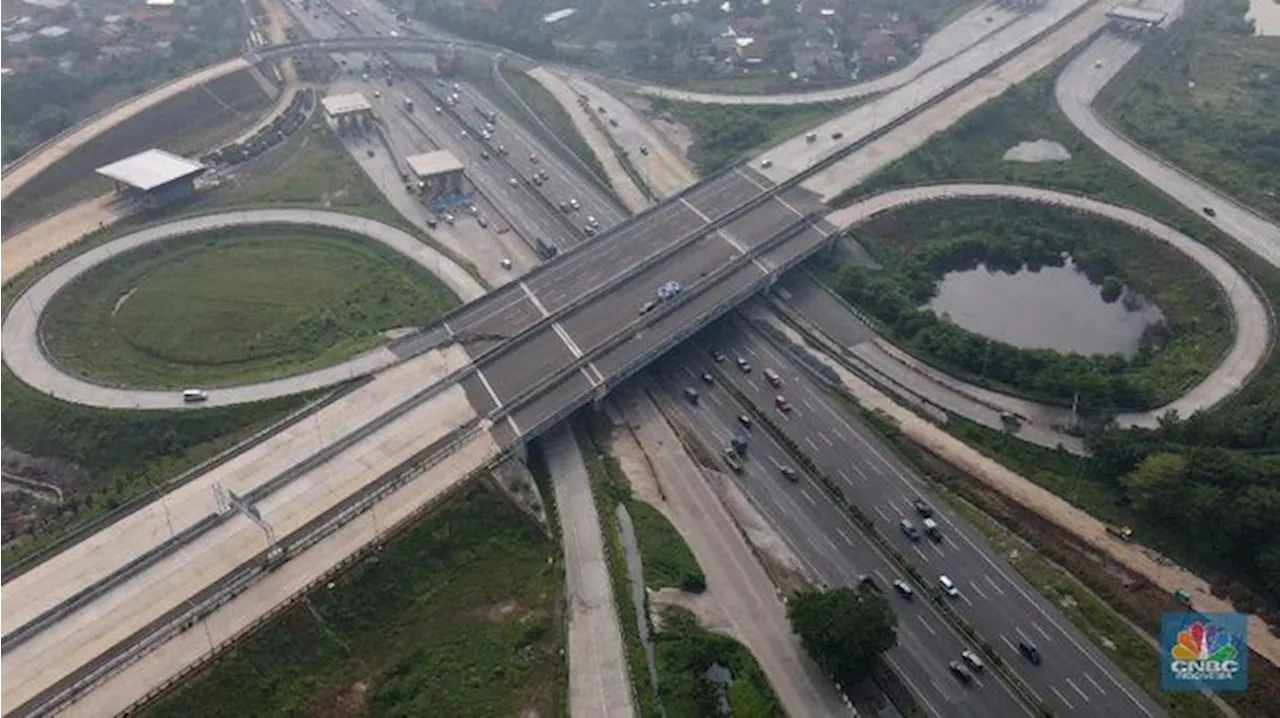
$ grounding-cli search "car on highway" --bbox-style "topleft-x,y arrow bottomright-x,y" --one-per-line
922,517 -> 941,541
584,224 -> 597,236
639,299 -> 658,315
609,118 -> 619,127
730,435 -> 749,454
1019,641 -> 1042,665
639,145 -> 649,155
780,466 -> 799,483
508,177 -> 519,187
366,148 -> 375,157
477,216 -> 488,228
500,257 -> 513,270
182,389 -> 209,403
805,132 -> 817,142
774,394 -> 791,412
434,106 -> 442,114
481,151 -> 490,160
737,414 -> 753,429
913,498 -> 933,517
736,357 -> 751,373
939,575 -> 960,598
961,650 -> 985,672
900,519 -> 921,541
373,90 -> 381,98
760,159 -> 773,169
460,129 -> 468,138
559,201 -> 571,212
948,660 -> 974,684
569,198 -> 580,210
657,280 -> 684,300
684,387 -> 700,404
1203,206 -> 1217,217
587,215 -> 599,227
530,153 -> 539,163
723,449 -> 744,473
764,368 -> 782,387
444,213 -> 455,224
892,579 -> 915,599
831,131 -> 844,140
497,143 -> 508,155
712,349 -> 727,363
701,372 -> 714,385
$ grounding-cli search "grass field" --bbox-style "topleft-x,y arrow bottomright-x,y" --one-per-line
2,68 -> 274,230
655,606 -> 786,718
652,99 -> 853,176
1103,0 -> 1280,221
39,226 -> 459,389
628,500 -> 706,593
140,485 -> 568,718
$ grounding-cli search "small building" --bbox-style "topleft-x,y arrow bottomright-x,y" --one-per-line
37,25 -> 70,39
321,91 -> 373,131
96,148 -> 206,209
406,150 -> 469,208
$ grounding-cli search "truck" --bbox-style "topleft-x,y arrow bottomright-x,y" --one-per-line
474,106 -> 498,124
1106,525 -> 1134,542
534,236 -> 558,260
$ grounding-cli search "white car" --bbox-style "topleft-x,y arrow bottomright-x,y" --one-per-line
500,257 -> 513,269
760,158 -> 773,168
569,198 -> 580,210
509,177 -> 519,187
434,106 -> 442,114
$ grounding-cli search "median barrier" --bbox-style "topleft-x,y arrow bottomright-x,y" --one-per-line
712,331 -> 1049,715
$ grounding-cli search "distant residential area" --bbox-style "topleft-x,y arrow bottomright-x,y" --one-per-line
0,0 -> 249,162
411,0 -> 971,90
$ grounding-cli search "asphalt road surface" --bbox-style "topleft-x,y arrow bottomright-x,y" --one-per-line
674,319 -> 1166,718
647,364 -> 1034,718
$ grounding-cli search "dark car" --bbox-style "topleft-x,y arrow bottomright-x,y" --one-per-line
949,661 -> 973,684
683,387 -> 700,404
712,349 -> 727,363
1019,641 -> 1042,665
913,499 -> 933,517
831,131 -> 844,140
1203,206 -> 1217,217
737,414 -> 753,429
780,466 -> 799,482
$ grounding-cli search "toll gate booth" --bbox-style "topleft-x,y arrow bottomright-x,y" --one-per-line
95,148 -> 207,210
406,150 -> 471,209
321,92 -> 374,133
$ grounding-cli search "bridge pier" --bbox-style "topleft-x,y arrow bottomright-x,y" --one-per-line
510,439 -> 528,464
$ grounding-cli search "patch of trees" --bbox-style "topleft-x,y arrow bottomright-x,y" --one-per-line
788,585 -> 898,692
412,0 -> 555,58
1087,430 -> 1280,614
833,204 -> 1182,412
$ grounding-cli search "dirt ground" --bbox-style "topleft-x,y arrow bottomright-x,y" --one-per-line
1,195 -> 127,282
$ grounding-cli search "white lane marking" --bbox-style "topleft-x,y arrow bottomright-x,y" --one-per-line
746,346 -> 758,359
443,320 -> 455,337
929,540 -> 945,558
1032,621 -> 1053,643
708,392 -> 725,409
820,533 -> 840,554
970,582 -> 989,601
838,469 -> 858,484
819,432 -> 834,447
802,397 -> 816,411
959,593 -> 972,608
579,367 -> 599,387
801,490 -> 818,507
552,322 -> 584,358
872,569 -> 890,586
1084,672 -> 1107,695
886,498 -> 903,515
505,415 -> 522,438
520,280 -> 550,317
1000,634 -> 1018,653
804,436 -> 819,451
916,615 -> 938,636
1050,686 -> 1075,711
912,544 -> 930,563
984,574 -> 1005,596
837,527 -> 854,546
873,506 -> 891,522
1066,678 -> 1089,702
476,368 -> 503,408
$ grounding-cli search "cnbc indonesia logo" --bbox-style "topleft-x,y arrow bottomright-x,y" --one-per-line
1162,613 -> 1248,692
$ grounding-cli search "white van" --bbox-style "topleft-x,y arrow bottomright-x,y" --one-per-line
182,389 -> 209,403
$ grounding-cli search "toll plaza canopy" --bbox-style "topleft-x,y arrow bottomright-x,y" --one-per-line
321,92 -> 373,117
95,149 -> 206,192
406,150 -> 464,178
1106,6 -> 1167,25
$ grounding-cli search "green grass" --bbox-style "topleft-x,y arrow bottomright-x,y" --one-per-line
628,500 -> 706,593
653,98 -> 855,176
573,416 -> 663,717
655,606 -> 786,718
1103,0 -> 1280,221
141,485 -> 568,718
2,69 -> 274,230
40,226 -> 459,389
833,199 -> 1232,409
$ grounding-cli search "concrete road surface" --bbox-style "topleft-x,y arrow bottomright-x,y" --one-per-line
543,425 -> 637,718
614,389 -> 854,718
1054,12 -> 1280,268
1,209 -> 483,410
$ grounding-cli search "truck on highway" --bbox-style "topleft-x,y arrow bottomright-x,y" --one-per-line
475,106 -> 498,124
534,236 -> 558,260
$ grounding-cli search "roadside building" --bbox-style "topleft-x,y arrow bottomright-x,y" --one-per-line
406,150 -> 470,210
96,148 -> 207,209
321,91 -> 374,132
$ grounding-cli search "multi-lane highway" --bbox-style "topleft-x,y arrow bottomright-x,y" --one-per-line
655,319 -> 1165,717
649,357 -> 1032,718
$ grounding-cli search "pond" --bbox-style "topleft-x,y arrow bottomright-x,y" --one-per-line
927,258 -> 1165,357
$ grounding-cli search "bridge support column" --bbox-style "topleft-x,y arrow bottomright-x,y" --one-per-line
591,384 -> 610,411
511,439 -> 528,464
